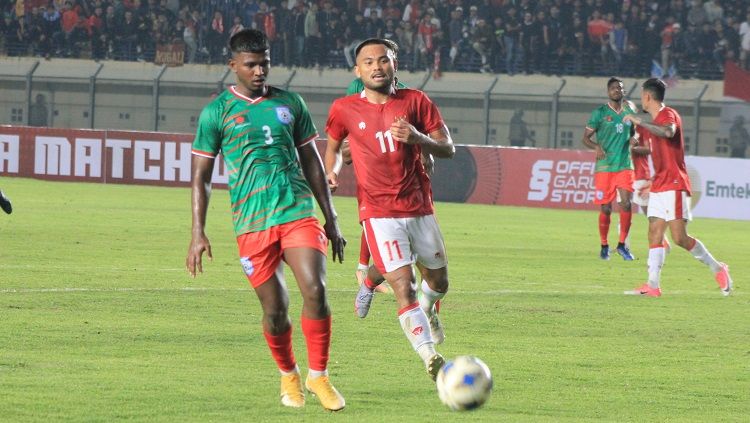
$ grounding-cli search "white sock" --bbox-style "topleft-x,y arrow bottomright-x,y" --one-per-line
308,368 -> 328,379
280,364 -> 300,376
689,239 -> 722,273
357,263 -> 369,271
647,247 -> 665,289
398,304 -> 436,364
419,280 -> 445,315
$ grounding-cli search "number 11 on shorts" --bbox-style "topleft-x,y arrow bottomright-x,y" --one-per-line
384,240 -> 403,261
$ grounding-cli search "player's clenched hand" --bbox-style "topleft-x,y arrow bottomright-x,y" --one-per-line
390,117 -> 420,145
622,114 -> 641,126
324,220 -> 346,263
326,171 -> 339,193
186,234 -> 213,277
594,145 -> 606,160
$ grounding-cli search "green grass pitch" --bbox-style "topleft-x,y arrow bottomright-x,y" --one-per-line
0,177 -> 747,422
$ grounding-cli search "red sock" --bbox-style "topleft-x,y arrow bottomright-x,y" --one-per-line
618,211 -> 632,244
301,316 -> 331,372
598,212 -> 611,245
364,277 -> 378,289
359,232 -> 371,266
264,327 -> 296,373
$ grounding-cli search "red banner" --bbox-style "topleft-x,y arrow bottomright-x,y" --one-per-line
1,126 -> 600,211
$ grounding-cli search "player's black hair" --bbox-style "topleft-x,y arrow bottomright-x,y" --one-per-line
607,77 -> 623,88
354,38 -> 399,60
229,29 -> 269,55
642,78 -> 666,101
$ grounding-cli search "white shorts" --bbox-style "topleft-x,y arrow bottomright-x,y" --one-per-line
647,190 -> 692,222
631,179 -> 651,207
362,215 -> 448,274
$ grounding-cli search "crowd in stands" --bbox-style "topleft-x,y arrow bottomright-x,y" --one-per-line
1,0 -> 749,80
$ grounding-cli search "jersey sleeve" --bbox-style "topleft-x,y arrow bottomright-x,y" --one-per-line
586,108 -> 600,131
416,91 -> 445,134
325,99 -> 349,141
192,102 -> 222,158
346,78 -> 364,95
291,92 -> 318,148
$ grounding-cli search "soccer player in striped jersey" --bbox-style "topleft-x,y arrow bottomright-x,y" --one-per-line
185,29 -> 346,411
623,78 -> 733,297
324,38 -> 455,382
582,77 -> 637,261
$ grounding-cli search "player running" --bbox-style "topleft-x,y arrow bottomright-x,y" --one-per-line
324,38 -> 455,381
185,29 -> 346,411
623,78 -> 733,297
582,77 -> 637,261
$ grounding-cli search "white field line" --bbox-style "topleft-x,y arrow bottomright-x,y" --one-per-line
0,287 -> 726,296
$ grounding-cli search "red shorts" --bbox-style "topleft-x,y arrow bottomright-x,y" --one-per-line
236,217 -> 327,288
594,170 -> 634,205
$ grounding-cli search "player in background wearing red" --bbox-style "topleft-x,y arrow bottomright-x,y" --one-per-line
630,125 -> 671,252
623,78 -> 733,297
185,29 -> 346,410
324,38 -> 455,381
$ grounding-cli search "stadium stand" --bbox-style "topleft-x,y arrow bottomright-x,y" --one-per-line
1,0 -> 749,79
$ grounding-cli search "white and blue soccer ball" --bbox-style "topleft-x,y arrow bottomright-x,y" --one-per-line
436,355 -> 493,411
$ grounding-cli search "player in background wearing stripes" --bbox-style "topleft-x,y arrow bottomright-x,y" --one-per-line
623,78 -> 733,297
324,38 -> 455,382
185,29 -> 346,411
582,77 -> 637,261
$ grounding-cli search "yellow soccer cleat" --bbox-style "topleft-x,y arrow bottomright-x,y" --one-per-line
305,375 -> 345,411
280,372 -> 305,408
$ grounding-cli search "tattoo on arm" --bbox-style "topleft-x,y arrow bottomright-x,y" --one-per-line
638,121 -> 675,138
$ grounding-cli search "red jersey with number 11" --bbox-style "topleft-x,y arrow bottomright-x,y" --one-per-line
326,89 -> 445,221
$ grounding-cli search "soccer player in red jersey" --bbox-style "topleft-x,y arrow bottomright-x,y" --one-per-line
324,38 -> 455,381
185,30 -> 346,410
623,78 -> 733,297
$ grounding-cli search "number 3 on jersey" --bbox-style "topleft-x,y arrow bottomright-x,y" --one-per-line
262,125 -> 274,144
376,130 -> 396,153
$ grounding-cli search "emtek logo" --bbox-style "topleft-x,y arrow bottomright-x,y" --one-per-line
705,181 -> 750,199
528,160 -> 596,203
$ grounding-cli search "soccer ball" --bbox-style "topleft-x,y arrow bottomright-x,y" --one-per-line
436,355 -> 493,411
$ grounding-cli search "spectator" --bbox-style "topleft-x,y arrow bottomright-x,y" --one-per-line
546,6 -> 563,75
26,6 -> 50,57
660,18 -> 677,73
509,109 -> 535,147
492,16 -> 505,72
88,6 -> 105,60
304,2 -> 321,68
402,0 -> 421,26
447,7 -> 466,70
703,0 -> 723,24
729,116 -> 750,158
610,20 -> 628,72
29,93 -> 49,127
291,3 -> 306,66
697,22 -> 718,74
587,10 -> 613,67
740,12 -> 750,70
363,9 -> 384,38
416,11 -> 439,71
3,13 -> 25,56
207,10 -> 224,62
519,11 -> 538,74
503,7 -> 521,75
363,0 -> 382,19
471,17 -> 493,73
687,0 -> 708,28
342,13 -> 365,68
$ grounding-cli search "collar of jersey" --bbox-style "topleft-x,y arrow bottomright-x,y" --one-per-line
231,85 -> 268,104
359,85 -> 398,100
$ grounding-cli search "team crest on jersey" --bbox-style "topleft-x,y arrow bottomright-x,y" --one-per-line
275,106 -> 292,124
606,116 -> 613,122
235,116 -> 246,124
596,190 -> 604,200
358,121 -> 366,130
240,257 -> 254,276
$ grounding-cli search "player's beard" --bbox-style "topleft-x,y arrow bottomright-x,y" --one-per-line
364,74 -> 395,94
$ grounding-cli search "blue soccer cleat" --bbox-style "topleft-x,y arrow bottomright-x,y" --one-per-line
616,244 -> 635,261
600,245 -> 610,260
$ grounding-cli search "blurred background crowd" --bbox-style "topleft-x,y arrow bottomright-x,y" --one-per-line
1,0 -> 749,80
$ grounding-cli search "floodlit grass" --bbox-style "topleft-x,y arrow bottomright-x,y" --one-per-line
0,177 -> 747,422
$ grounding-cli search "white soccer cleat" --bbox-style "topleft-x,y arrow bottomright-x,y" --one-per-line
354,283 -> 374,318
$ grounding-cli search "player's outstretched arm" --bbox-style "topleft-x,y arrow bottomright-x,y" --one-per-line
323,136 -> 344,193
186,155 -> 214,277
623,115 -> 676,139
299,142 -> 346,263
390,119 -> 455,158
